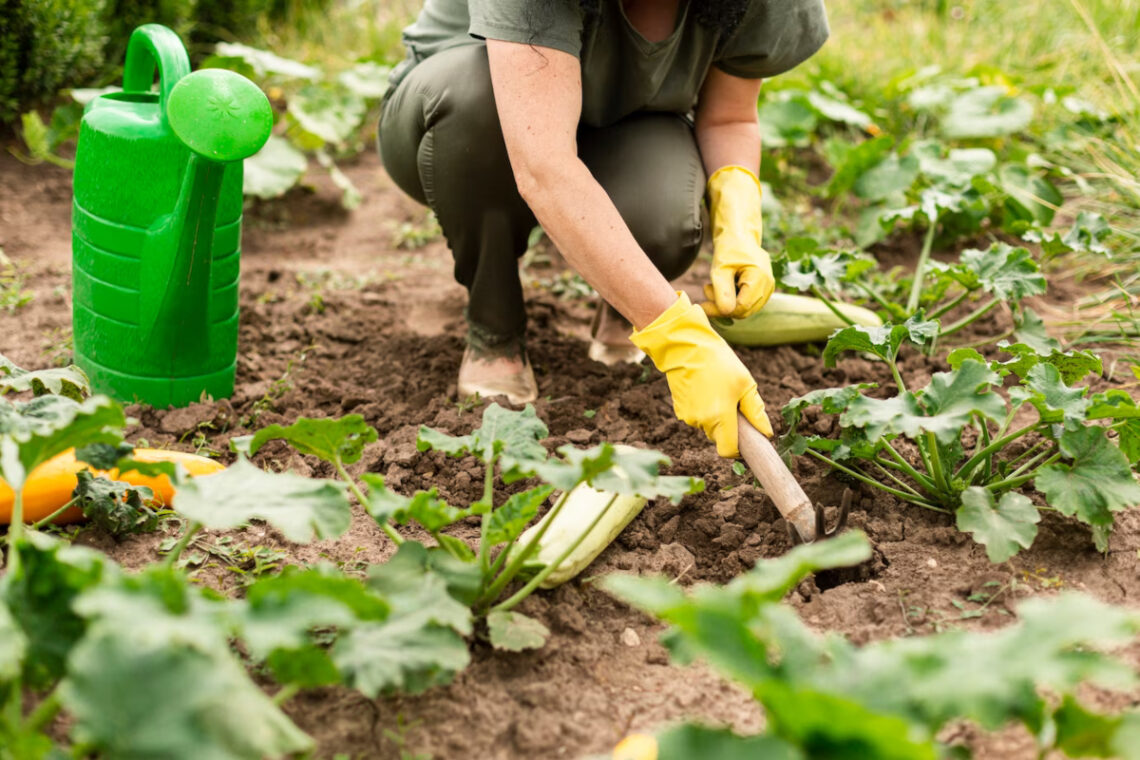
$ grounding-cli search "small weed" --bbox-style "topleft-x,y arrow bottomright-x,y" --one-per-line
383,715 -> 432,760
243,343 -> 317,427
38,328 -> 73,367
0,249 -> 33,313
392,211 -> 442,250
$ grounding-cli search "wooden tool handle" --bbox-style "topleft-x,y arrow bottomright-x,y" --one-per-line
737,414 -> 816,543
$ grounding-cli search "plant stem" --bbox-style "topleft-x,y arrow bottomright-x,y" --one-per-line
881,443 -> 939,493
1003,438 -> 1048,472
869,459 -> 928,499
26,689 -> 62,732
855,281 -> 897,314
162,520 -> 203,569
476,456 -> 496,576
810,286 -> 856,326
486,542 -> 512,582
1004,447 -> 1058,483
906,217 -> 938,314
492,494 -> 619,613
334,459 -> 403,545
940,298 -> 1000,338
804,449 -> 948,512
30,497 -> 80,531
272,684 -> 301,706
480,490 -> 571,607
957,425 -> 1039,480
888,358 -> 908,395
928,290 -> 971,320
925,432 -> 949,494
985,454 -> 1061,492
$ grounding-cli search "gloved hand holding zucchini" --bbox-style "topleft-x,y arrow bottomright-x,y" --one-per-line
0,448 -> 224,526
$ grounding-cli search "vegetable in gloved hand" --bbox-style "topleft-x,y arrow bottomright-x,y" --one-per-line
703,165 -> 774,319
631,291 -> 772,458
709,292 -> 883,346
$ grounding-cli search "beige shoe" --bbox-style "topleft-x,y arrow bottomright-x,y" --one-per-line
457,345 -> 539,405
588,302 -> 646,366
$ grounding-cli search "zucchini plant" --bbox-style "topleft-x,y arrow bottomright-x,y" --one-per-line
781,325 -> 1140,561
243,404 -> 702,651
604,531 -> 1140,759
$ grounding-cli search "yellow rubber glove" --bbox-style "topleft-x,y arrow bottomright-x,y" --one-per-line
703,165 -> 776,319
630,292 -> 773,458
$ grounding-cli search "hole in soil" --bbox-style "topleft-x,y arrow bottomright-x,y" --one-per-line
814,545 -> 889,591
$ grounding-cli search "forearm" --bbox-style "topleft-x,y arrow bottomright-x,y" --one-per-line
694,119 -> 761,178
518,160 -> 677,330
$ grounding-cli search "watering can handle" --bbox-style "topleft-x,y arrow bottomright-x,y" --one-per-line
122,24 -> 191,117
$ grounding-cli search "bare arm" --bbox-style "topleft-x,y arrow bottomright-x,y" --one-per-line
485,40 -> 676,330
694,67 -> 764,177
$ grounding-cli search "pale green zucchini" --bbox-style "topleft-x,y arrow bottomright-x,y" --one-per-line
517,484 -> 647,589
710,292 -> 883,347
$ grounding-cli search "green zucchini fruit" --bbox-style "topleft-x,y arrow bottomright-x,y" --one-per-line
710,292 -> 883,346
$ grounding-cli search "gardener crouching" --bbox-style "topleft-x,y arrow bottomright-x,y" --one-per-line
378,0 -> 829,458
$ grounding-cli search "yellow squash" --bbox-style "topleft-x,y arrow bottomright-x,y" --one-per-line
0,448 -> 225,525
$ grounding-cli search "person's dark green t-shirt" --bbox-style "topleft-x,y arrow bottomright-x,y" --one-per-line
390,0 -> 829,127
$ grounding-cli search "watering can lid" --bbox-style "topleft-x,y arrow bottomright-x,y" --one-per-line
167,69 -> 274,163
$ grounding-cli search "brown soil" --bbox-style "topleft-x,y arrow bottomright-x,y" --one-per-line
2,147 -> 1138,760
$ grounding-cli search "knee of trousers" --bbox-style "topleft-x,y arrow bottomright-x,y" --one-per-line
626,209 -> 704,281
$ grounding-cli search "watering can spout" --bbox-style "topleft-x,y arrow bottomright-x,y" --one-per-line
140,69 -> 272,367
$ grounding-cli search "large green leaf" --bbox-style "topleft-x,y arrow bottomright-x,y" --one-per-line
418,403 -> 549,478
237,565 -> 389,659
243,136 -> 307,200
172,457 -> 351,543
240,414 -> 378,465
956,487 -> 1040,562
485,485 -> 554,546
332,616 -> 470,697
366,542 -> 472,635
72,471 -> 158,537
957,244 -> 1046,302
390,488 -> 469,533
757,97 -> 818,147
287,83 -> 366,145
213,42 -> 319,80
999,164 -> 1063,227
64,611 -> 312,759
822,318 -> 937,367
827,135 -> 894,197
1,535 -> 112,689
1023,363 -> 1090,429
651,724 -> 805,760
0,356 -> 89,400
942,87 -> 1033,138
486,610 -> 550,652
759,682 -> 938,760
1052,696 -> 1140,760
535,443 -> 702,503
1035,426 -> 1140,548
854,152 -> 920,201
918,360 -> 1007,440
913,141 -> 997,187
0,603 -> 26,682
0,395 -> 125,490
736,529 -> 873,601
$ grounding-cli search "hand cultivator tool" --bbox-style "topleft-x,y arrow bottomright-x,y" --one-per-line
737,414 -> 849,544
71,24 -> 272,408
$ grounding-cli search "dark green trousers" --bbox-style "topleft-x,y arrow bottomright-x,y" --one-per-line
378,43 -> 705,349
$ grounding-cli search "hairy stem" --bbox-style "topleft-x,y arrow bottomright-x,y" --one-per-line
985,454 -> 1061,492
30,496 -> 80,532
906,217 -> 939,314
272,683 -> 301,706
928,289 -> 971,321
957,424 -> 1039,481
335,458 -> 403,545
811,286 -> 856,326
26,689 -> 62,733
855,281 -> 897,314
805,449 -> 948,512
925,432 -> 949,494
477,456 -> 496,576
492,494 -> 620,613
940,298 -> 1000,338
162,520 -> 203,569
881,443 -> 939,493
480,490 -> 570,607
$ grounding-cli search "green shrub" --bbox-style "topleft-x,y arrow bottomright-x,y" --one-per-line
101,0 -> 197,65
0,0 -> 108,124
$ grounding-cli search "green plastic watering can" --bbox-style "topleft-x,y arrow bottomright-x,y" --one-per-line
72,24 -> 273,407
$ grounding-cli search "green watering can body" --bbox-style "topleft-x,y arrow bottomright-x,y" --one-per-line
72,24 -> 272,407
